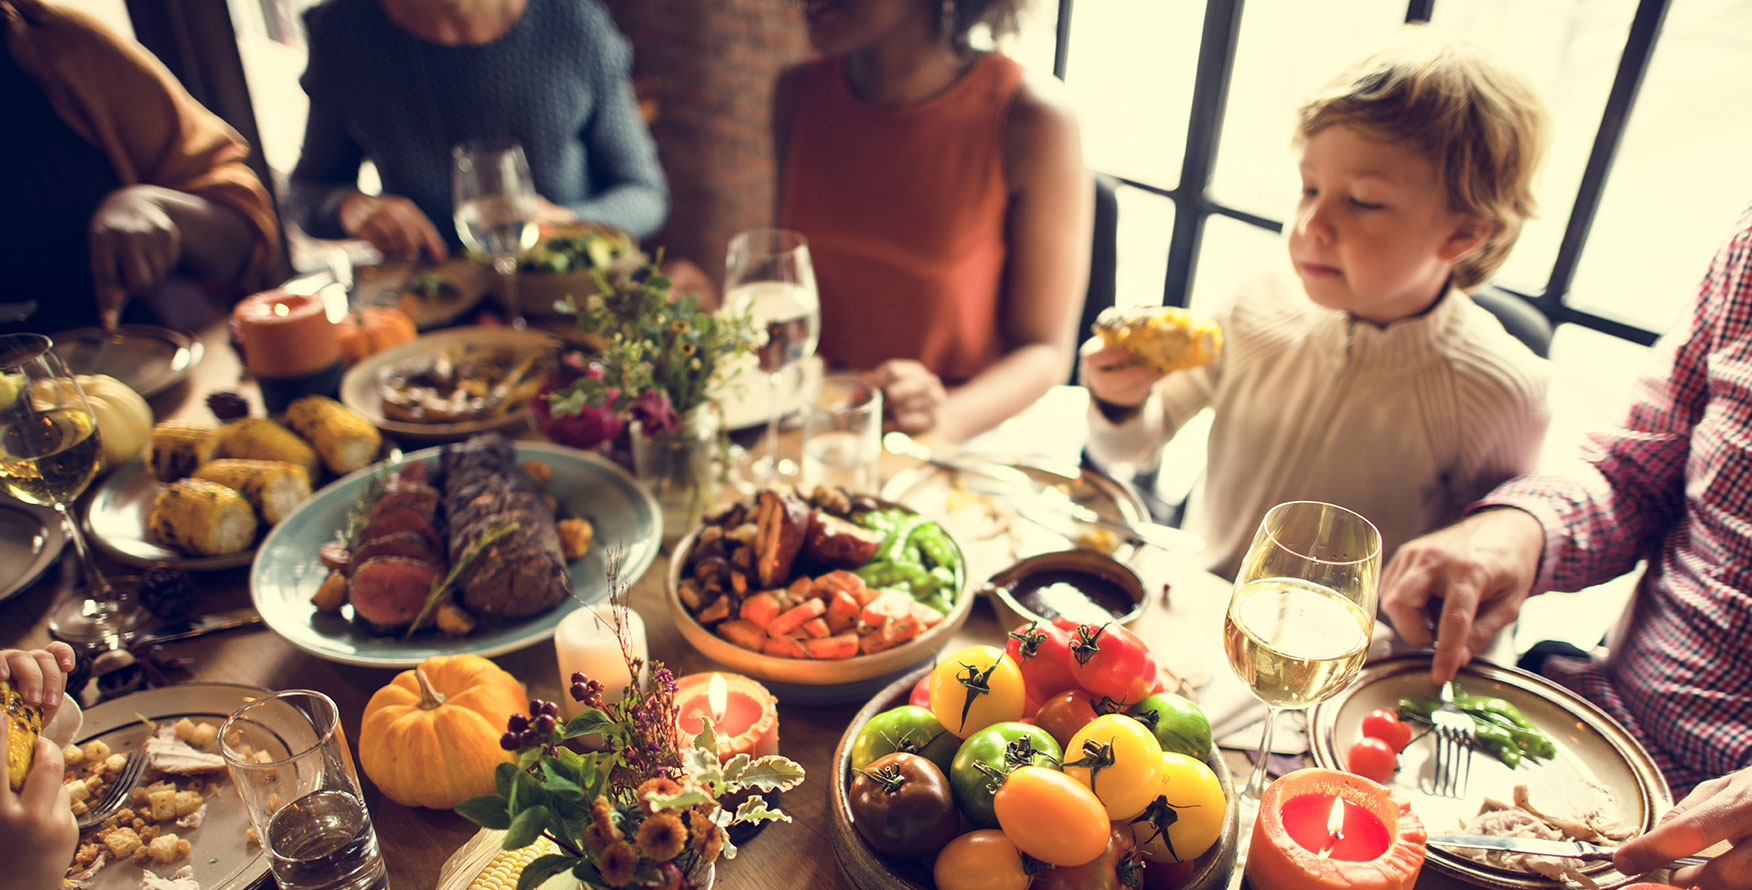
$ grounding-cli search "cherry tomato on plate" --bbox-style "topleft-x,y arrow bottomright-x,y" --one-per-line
1360,708 -> 1413,753
1005,619 -> 1080,701
929,645 -> 1025,738
1346,736 -> 1397,784
846,752 -> 959,857
1068,622 -> 1160,703
933,830 -> 1031,890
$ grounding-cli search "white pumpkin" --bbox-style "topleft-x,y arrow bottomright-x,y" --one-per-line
74,374 -> 153,471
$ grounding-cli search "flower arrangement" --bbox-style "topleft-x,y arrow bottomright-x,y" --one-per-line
539,263 -> 755,447
456,550 -> 805,890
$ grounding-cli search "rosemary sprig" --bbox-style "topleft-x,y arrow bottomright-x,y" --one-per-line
405,521 -> 519,638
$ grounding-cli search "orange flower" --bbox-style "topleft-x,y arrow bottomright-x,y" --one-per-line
636,812 -> 688,862
598,841 -> 638,887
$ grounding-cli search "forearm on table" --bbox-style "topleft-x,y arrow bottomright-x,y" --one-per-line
139,185 -> 256,282
568,182 -> 668,242
937,342 -> 1065,442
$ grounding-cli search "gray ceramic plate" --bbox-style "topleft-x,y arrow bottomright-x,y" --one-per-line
1307,655 -> 1673,889
251,442 -> 660,667
82,460 -> 255,571
337,327 -> 561,443
0,499 -> 65,602
52,325 -> 202,398
72,683 -> 271,890
350,259 -> 494,330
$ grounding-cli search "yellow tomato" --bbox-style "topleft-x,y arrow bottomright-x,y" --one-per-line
1127,751 -> 1227,864
932,830 -> 1031,890
1063,714 -> 1165,819
992,765 -> 1113,867
928,646 -> 1025,738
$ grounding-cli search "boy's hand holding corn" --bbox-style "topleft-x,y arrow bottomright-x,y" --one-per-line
2,643 -> 81,890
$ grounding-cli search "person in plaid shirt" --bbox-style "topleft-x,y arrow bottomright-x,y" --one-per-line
1382,205 -> 1752,889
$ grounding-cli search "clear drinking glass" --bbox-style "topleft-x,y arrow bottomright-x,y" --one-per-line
724,229 -> 820,484
453,140 -> 539,330
1222,501 -> 1381,839
220,690 -> 389,890
0,333 -> 141,645
801,375 -> 882,494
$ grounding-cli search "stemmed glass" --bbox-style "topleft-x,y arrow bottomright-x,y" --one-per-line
453,140 -> 539,330
724,229 -> 820,484
0,334 -> 142,645
1222,501 -> 1381,835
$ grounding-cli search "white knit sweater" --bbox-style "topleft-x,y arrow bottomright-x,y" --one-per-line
1088,267 -> 1551,579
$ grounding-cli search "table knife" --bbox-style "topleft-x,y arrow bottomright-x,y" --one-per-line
132,608 -> 263,647
972,479 -> 1204,556
1428,833 -> 1709,867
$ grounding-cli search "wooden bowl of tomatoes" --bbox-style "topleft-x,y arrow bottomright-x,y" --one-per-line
828,622 -> 1241,890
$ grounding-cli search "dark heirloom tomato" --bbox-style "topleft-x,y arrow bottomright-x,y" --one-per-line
1068,622 -> 1160,703
1036,689 -> 1100,749
850,705 -> 959,774
1032,827 -> 1140,890
1005,619 -> 1079,700
847,752 -> 959,857
950,721 -> 1063,828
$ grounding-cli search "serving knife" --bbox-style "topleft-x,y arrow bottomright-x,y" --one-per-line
1428,833 -> 1709,867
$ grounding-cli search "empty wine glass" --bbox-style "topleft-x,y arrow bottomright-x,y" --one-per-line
0,334 -> 141,645
1223,501 -> 1381,839
724,229 -> 820,484
453,140 -> 538,330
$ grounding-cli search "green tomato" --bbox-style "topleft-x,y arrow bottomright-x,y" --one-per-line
949,721 -> 1063,828
851,706 -> 959,774
1128,693 -> 1212,759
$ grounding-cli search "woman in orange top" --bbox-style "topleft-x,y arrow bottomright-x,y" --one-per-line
775,0 -> 1091,441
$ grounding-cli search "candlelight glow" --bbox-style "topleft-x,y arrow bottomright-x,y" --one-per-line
272,302 -> 290,317
708,673 -> 728,722
1315,796 -> 1347,859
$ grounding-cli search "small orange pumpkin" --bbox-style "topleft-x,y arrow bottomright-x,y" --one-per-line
358,654 -> 525,809
336,306 -> 417,366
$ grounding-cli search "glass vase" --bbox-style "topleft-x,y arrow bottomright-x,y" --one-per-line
631,407 -> 722,542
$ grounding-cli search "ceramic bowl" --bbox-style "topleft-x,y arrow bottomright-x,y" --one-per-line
985,548 -> 1147,632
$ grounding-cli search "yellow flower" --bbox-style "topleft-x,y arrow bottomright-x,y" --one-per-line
679,342 -> 696,355
687,808 -> 724,862
636,778 -> 682,811
598,841 -> 638,887
585,797 -> 622,849
636,812 -> 688,862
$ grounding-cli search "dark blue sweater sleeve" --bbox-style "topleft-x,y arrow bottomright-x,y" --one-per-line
284,4 -> 362,240
569,5 -> 667,239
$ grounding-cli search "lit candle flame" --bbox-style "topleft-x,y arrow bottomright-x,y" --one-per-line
272,302 -> 290,317
708,673 -> 727,723
1316,796 -> 1347,859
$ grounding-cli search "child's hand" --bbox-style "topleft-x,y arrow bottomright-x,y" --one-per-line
1,644 -> 80,890
1079,337 -> 1166,410
1,643 -> 75,723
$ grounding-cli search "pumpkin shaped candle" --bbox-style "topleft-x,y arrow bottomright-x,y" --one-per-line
1246,768 -> 1426,890
359,654 -> 526,809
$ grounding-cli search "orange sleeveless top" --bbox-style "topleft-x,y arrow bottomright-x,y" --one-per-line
779,53 -> 1023,383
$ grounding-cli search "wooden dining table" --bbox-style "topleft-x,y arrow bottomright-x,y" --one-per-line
0,319 -> 1546,890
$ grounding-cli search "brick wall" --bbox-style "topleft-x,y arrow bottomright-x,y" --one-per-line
603,0 -> 813,288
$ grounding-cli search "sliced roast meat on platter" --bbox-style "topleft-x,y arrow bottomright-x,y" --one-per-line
350,529 -> 445,567
357,507 -> 443,554
440,434 -> 571,621
349,556 -> 443,630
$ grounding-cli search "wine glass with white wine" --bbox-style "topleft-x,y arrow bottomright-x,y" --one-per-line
0,334 -> 141,645
453,140 -> 539,330
1223,501 -> 1381,837
724,229 -> 820,484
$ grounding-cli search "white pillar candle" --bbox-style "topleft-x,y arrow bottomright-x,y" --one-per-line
554,606 -> 647,714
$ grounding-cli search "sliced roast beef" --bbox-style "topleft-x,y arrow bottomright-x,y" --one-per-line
351,530 -> 444,568
367,485 -> 440,524
440,434 -> 571,620
358,507 -> 442,551
348,556 -> 440,630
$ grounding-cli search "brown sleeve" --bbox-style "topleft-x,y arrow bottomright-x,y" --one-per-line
7,0 -> 279,282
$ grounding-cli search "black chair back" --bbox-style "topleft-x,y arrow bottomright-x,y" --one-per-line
1069,174 -> 1120,384
1471,285 -> 1553,358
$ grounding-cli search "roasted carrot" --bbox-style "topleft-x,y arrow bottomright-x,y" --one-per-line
739,592 -> 784,629
824,590 -> 860,633
698,596 -> 732,624
767,599 -> 827,637
800,617 -> 831,639
716,619 -> 767,651
763,635 -> 806,658
788,576 -> 818,601
802,633 -> 860,659
910,601 -> 946,628
858,589 -> 914,629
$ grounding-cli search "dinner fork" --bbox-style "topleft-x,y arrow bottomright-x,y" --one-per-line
76,749 -> 147,830
1425,681 -> 1476,798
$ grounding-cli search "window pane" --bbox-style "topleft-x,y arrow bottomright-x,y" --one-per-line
1429,0 -> 1639,295
1114,187 -> 1174,308
1008,0 -> 1061,77
1063,0 -> 1204,190
1189,215 -> 1283,315
1209,0 -> 1408,222
230,0 -> 320,180
1539,323 -> 1650,469
1566,3 -> 1752,334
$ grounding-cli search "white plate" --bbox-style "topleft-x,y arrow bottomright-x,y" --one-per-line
713,354 -> 824,431
52,325 -> 203,398
71,683 -> 271,890
350,259 -> 494,330
339,327 -> 562,443
251,441 -> 660,667
1308,655 -> 1673,889
0,499 -> 64,601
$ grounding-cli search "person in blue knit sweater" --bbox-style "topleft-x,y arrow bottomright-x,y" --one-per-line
285,0 -> 668,261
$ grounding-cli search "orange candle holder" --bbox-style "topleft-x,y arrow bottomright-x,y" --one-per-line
233,290 -> 343,411
1246,768 -> 1427,890
673,673 -> 779,763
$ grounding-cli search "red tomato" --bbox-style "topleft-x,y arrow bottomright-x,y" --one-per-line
1346,737 -> 1397,784
1360,709 -> 1413,753
909,671 -> 932,709
1035,689 -> 1099,749
1068,622 -> 1159,703
1005,620 -> 1080,701
1031,827 -> 1136,890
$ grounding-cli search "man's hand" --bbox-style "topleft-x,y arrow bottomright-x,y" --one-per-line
339,193 -> 448,262
863,359 -> 947,435
1616,767 -> 1752,889
88,186 -> 183,329
1380,508 -> 1545,685
1078,336 -> 1166,412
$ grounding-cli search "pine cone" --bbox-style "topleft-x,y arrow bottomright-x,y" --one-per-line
137,566 -> 196,621
206,390 -> 251,421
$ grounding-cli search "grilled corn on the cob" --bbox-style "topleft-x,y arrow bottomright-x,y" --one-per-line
145,421 -> 221,482
4,678 -> 43,792
284,396 -> 381,475
466,839 -> 558,890
191,459 -> 312,524
148,478 -> 258,556
217,417 -> 320,478
1093,305 -> 1223,373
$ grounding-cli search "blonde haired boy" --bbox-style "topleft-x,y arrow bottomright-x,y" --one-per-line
1082,33 -> 1553,578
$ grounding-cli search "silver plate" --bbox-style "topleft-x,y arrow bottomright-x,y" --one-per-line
52,325 -> 203,398
0,499 -> 65,601
338,327 -> 562,443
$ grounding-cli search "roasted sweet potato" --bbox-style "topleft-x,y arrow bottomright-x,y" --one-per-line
754,490 -> 809,587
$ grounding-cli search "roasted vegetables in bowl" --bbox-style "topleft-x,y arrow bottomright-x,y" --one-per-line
664,486 -> 973,696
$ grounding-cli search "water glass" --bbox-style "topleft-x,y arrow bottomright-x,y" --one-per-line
220,690 -> 389,890
801,375 -> 882,495
453,140 -> 538,329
